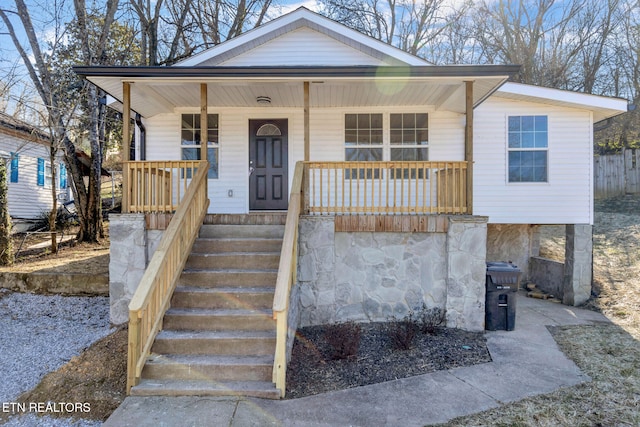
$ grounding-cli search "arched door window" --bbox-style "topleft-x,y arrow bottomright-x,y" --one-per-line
256,123 -> 282,136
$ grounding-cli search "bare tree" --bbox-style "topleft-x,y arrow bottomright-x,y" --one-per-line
0,0 -> 120,243
319,0 -> 468,59
0,156 -> 13,265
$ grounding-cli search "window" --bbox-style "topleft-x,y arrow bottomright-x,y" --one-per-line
10,153 -> 18,183
44,161 -> 53,189
390,113 -> 428,178
181,113 -> 219,179
508,115 -> 548,183
37,159 -> 59,189
345,114 -> 382,178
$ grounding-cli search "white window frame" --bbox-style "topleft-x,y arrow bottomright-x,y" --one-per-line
180,113 -> 220,179
507,115 -> 549,184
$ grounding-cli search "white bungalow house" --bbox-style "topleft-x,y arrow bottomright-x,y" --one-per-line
76,7 -> 626,398
0,112 -> 69,231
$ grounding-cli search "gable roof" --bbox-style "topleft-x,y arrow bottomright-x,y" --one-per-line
496,82 -> 628,123
177,7 -> 431,67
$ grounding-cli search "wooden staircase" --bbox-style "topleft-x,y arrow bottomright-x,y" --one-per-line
130,219 -> 284,398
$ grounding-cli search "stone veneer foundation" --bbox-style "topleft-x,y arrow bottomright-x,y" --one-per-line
296,215 -> 488,332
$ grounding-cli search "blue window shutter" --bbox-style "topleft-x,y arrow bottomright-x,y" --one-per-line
37,158 -> 44,186
59,163 -> 67,189
10,152 -> 18,183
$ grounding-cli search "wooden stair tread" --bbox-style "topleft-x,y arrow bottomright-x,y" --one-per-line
166,307 -> 273,316
182,268 -> 278,273
130,379 -> 280,399
146,354 -> 274,366
174,286 -> 275,294
156,330 -> 276,339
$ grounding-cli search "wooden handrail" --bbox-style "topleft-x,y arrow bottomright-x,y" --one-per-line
272,161 -> 305,397
126,162 -> 209,393
305,161 -> 468,215
123,160 -> 203,213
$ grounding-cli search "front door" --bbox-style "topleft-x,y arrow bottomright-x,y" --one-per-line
249,119 -> 288,210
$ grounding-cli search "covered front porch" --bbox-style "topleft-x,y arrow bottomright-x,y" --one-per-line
73,65 -> 520,216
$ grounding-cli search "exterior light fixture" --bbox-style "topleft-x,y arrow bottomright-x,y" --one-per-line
256,96 -> 271,105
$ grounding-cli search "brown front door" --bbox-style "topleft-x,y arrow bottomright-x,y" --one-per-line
249,119 -> 288,210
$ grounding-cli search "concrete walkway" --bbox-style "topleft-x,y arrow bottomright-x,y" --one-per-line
104,293 -> 610,427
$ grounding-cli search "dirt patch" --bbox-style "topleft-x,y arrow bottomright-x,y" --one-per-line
16,327 -> 128,422
286,323 -> 490,398
0,225 -> 109,276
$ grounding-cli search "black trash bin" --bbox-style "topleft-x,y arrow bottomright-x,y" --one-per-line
485,262 -> 521,331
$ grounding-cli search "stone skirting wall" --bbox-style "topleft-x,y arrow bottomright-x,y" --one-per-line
530,256 -> 564,297
109,214 -> 166,324
486,224 -> 539,280
563,224 -> 593,306
297,215 -> 488,331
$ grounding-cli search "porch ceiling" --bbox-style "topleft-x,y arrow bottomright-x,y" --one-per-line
76,66 -> 518,118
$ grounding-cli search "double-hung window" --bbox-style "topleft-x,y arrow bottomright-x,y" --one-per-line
345,113 -> 382,178
508,115 -> 548,183
344,113 -> 429,178
37,158 -> 65,189
180,113 -> 219,179
44,161 -> 53,189
390,113 -> 429,178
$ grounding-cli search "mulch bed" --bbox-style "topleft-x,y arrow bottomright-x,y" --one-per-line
286,323 -> 491,399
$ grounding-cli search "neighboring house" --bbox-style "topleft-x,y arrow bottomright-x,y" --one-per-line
0,112 -> 69,231
76,7 -> 627,398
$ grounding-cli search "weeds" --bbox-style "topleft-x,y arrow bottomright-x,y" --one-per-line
418,304 -> 446,335
387,311 -> 420,350
387,305 -> 447,350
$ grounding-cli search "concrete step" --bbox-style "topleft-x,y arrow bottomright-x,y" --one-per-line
163,308 -> 276,331
179,269 -> 278,288
192,237 -> 282,254
185,253 -> 280,270
141,354 -> 273,382
199,224 -> 285,239
130,379 -> 280,399
152,330 -> 276,356
171,286 -> 274,310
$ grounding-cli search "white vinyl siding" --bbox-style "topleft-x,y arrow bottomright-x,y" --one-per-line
144,107 -> 464,214
0,132 -> 69,219
144,100 -> 594,224
474,97 -> 593,224
219,27 -> 387,67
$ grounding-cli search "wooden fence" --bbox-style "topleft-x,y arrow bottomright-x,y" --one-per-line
594,149 -> 640,199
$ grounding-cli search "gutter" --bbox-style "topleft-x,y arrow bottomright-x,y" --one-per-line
73,64 -> 522,79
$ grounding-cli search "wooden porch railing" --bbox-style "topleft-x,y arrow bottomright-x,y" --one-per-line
126,163 -> 209,393
305,161 -> 468,215
123,161 -> 204,213
272,161 -> 305,398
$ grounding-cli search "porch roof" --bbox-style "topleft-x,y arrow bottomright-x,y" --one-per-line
74,65 -> 520,118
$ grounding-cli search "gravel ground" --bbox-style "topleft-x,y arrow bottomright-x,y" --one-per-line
0,290 -> 113,427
